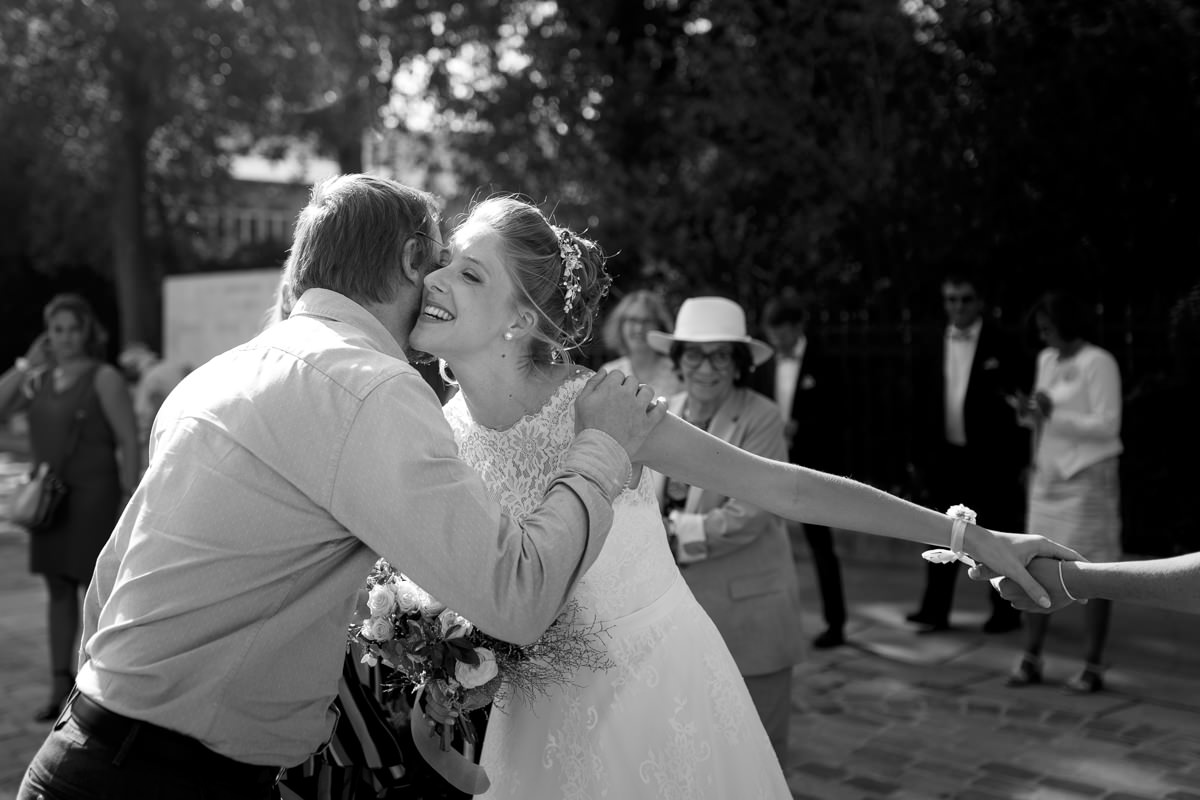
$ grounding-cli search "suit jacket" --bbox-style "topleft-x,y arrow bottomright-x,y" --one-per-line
909,320 -> 1031,525
751,337 -> 842,473
652,387 -> 805,676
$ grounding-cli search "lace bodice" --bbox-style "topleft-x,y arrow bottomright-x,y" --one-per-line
444,375 -> 680,622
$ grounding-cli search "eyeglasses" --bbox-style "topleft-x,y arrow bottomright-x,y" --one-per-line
680,347 -> 735,370
411,230 -> 451,269
943,292 -> 978,305
622,316 -> 660,328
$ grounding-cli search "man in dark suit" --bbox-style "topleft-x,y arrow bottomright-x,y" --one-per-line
757,296 -> 848,648
906,273 -> 1030,633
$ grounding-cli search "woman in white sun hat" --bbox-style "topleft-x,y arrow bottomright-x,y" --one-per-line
647,295 -> 804,766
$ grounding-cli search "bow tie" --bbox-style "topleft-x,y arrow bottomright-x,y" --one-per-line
948,328 -> 976,341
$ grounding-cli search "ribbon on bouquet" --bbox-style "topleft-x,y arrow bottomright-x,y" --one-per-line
411,687 -> 491,795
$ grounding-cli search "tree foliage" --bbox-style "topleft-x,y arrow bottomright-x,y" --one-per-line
412,0 -> 1200,324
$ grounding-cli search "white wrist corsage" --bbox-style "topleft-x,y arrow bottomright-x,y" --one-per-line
921,504 -> 977,567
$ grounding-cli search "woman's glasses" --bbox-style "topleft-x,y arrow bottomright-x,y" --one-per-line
680,347 -> 734,370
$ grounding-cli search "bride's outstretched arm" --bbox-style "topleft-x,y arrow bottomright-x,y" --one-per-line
637,412 -> 1080,607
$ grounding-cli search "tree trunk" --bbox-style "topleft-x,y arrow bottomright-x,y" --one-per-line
107,40 -> 158,351
109,119 -> 152,349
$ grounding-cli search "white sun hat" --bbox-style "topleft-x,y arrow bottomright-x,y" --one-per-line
646,296 -> 774,366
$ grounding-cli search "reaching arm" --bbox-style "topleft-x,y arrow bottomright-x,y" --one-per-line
0,334 -> 50,420
637,412 -> 1081,606
986,554 -> 1200,615
0,364 -> 32,422
668,400 -> 788,561
334,370 -> 656,646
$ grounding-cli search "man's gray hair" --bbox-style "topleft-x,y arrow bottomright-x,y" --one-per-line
284,174 -> 440,305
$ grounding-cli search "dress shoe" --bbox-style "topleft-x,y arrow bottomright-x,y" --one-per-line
982,615 -> 1022,634
905,611 -> 950,632
811,629 -> 845,649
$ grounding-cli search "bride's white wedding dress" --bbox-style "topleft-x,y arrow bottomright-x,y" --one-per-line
444,374 -> 791,800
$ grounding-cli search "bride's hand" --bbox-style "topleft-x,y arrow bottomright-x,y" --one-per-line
961,527 -> 1084,609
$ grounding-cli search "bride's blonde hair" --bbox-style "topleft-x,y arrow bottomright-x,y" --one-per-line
461,196 -> 611,366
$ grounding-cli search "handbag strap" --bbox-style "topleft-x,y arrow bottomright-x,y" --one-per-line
50,364 -> 100,473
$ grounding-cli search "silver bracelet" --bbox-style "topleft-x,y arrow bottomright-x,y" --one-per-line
1058,561 -> 1081,602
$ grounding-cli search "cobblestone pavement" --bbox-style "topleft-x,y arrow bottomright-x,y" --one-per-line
782,536 -> 1200,800
1,486 -> 1198,798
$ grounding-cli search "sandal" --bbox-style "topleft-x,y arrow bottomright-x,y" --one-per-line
1063,663 -> 1105,694
1005,653 -> 1043,687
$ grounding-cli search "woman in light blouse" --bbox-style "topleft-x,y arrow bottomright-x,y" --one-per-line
1008,291 -> 1122,694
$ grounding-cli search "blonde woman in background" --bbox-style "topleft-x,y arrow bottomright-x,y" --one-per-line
0,294 -> 140,722
600,288 -> 682,396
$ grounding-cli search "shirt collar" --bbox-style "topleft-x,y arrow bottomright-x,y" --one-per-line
780,335 -> 807,361
290,288 -> 408,361
946,318 -> 983,341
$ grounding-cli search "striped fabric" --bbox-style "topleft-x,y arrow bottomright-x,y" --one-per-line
279,652 -> 407,800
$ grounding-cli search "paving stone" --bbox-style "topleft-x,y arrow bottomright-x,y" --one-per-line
1168,773 -> 1200,790
851,745 -> 914,766
954,791 -> 1011,800
1085,717 -> 1128,732
843,774 -> 899,795
1037,775 -> 1107,796
905,760 -> 980,782
962,699 -> 1006,717
1125,750 -> 1190,770
1084,728 -> 1140,746
793,761 -> 847,781
1046,709 -> 1088,726
979,761 -> 1041,780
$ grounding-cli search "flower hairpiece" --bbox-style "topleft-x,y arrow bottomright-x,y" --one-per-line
558,230 -> 583,320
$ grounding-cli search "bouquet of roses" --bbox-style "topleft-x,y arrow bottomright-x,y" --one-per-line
347,559 -> 610,792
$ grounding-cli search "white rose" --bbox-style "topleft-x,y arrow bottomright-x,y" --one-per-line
367,584 -> 396,617
393,580 -> 423,614
454,648 -> 498,689
945,504 -> 977,525
360,617 -> 394,642
438,609 -> 473,639
420,591 -> 447,616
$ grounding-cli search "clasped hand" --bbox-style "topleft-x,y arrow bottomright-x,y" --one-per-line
962,528 -> 1083,609
970,557 -> 1084,613
575,369 -> 667,457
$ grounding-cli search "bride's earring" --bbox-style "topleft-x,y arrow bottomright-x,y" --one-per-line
503,332 -> 514,341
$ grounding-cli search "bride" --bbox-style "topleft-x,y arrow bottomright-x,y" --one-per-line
409,196 -> 1078,799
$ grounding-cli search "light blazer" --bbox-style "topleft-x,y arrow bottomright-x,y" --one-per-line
653,387 -> 805,676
